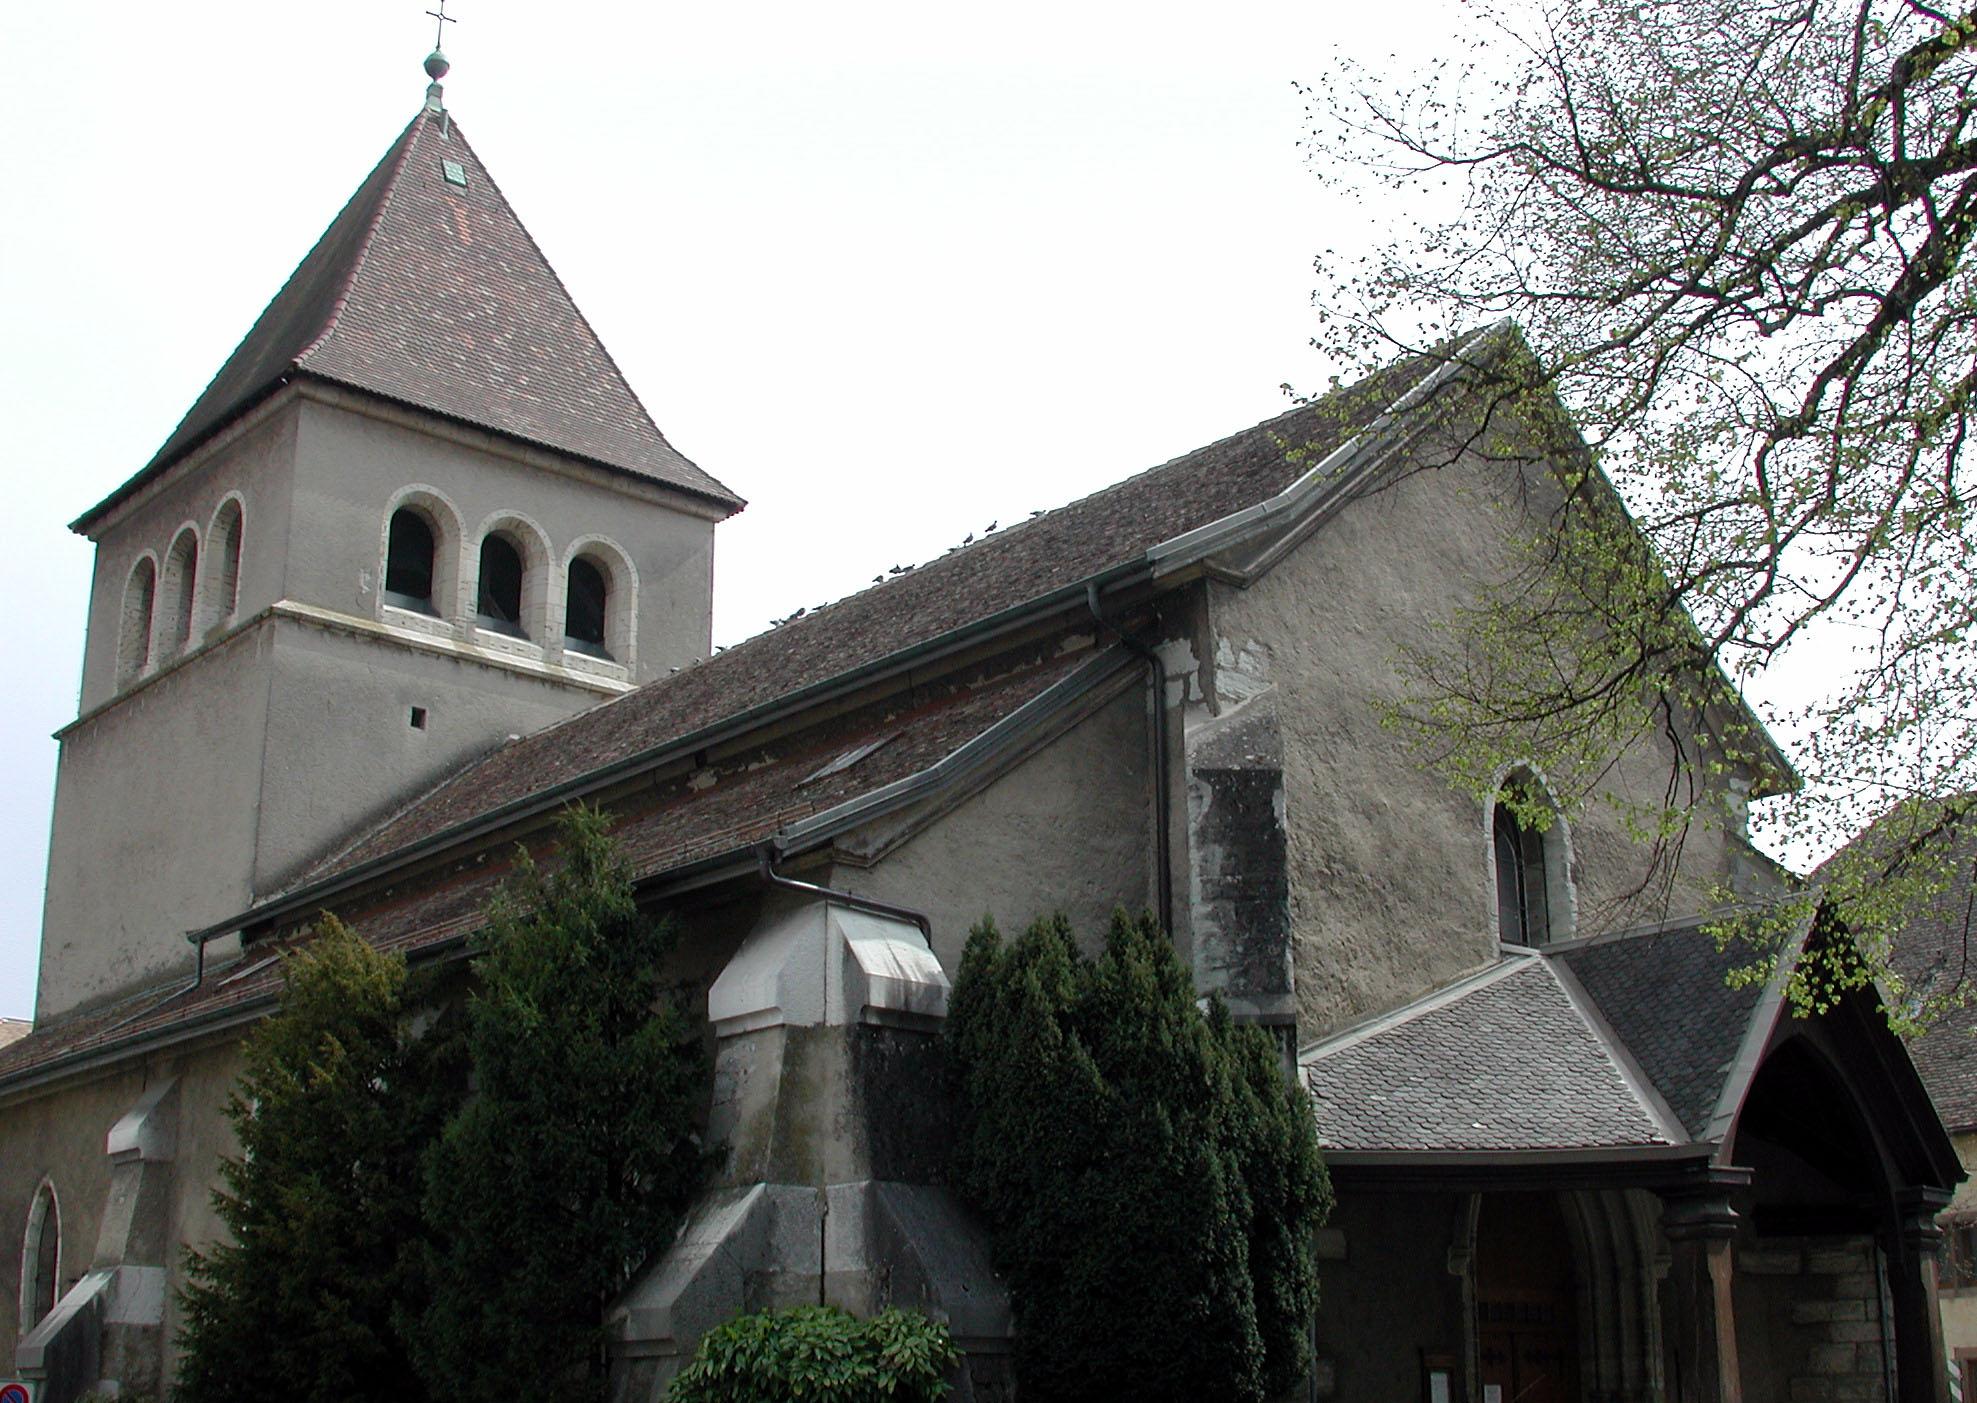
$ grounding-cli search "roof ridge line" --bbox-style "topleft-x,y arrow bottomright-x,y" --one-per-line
294,113 -> 426,369
441,120 -> 693,466
1543,952 -> 1690,1145
1703,905 -> 1818,1146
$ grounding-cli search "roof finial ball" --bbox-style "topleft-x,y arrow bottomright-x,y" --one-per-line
423,2 -> 457,114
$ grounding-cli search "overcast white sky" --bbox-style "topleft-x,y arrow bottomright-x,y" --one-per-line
0,0 -> 1481,1019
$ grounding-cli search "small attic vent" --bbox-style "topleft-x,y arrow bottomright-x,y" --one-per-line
441,159 -> 468,187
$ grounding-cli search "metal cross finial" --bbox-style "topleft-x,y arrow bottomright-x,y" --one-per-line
426,1 -> 457,51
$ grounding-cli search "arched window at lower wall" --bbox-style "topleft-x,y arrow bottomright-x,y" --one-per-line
118,557 -> 157,687
1491,772 -> 1572,947
19,1180 -> 59,1334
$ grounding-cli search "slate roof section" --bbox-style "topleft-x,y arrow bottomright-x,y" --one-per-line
1301,957 -> 1680,1154
0,650 -> 1094,1086
76,109 -> 740,532
303,356 -> 1431,883
1559,922 -> 1766,1140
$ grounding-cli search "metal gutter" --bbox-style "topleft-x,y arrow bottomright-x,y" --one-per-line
1321,1144 -> 1710,1168
771,645 -> 1140,855
1145,324 -> 1502,578
756,850 -> 931,939
1084,585 -> 1175,937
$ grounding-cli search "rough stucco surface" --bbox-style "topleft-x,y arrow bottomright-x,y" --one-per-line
39,635 -> 273,1019
1211,444 -> 1749,1040
830,683 -> 1153,974
78,408 -> 299,716
253,617 -> 601,892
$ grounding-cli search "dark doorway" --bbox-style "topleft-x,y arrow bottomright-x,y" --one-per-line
1477,1191 -> 1582,1403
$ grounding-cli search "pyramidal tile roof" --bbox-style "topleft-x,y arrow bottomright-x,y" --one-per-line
75,107 -> 742,532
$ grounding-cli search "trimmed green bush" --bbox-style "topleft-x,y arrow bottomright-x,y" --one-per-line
416,805 -> 710,1402
946,910 -> 1332,1402
175,917 -> 453,1403
666,1306 -> 960,1403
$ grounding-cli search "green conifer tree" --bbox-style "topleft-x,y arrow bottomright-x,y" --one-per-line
416,805 -> 708,1401
175,917 -> 448,1403
946,910 -> 1331,1403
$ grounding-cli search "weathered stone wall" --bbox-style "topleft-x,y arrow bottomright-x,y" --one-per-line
1211,441 -> 1762,1040
1734,1235 -> 1892,1403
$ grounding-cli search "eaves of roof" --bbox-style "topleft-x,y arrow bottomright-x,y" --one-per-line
193,347 -> 1477,946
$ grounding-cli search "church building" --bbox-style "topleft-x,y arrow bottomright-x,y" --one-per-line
0,52 -> 1962,1403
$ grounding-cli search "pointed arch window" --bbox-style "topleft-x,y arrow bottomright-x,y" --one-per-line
385,508 -> 438,614
20,1181 -> 59,1333
162,528 -> 199,656
565,556 -> 610,657
477,533 -> 526,636
1494,802 -> 1551,946
118,557 -> 156,687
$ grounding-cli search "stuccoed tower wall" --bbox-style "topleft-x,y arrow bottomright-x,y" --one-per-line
611,894 -> 1013,1400
38,393 -> 723,1023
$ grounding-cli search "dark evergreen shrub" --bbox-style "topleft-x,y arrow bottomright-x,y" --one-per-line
175,917 -> 453,1403
946,910 -> 1332,1403
416,805 -> 709,1402
665,1305 -> 960,1403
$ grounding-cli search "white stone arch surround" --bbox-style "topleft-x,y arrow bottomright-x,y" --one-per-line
158,521 -> 201,661
560,533 -> 638,668
118,550 -> 161,688
380,485 -> 467,626
471,509 -> 554,643
1485,763 -> 1578,947
204,492 -> 246,631
18,1176 -> 59,1336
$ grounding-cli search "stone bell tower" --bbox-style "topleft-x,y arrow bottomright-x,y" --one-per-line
36,53 -> 744,1022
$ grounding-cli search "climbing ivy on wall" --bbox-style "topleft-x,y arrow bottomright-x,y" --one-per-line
945,910 -> 1332,1402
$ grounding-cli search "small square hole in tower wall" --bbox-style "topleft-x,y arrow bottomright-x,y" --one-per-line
410,706 -> 429,730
